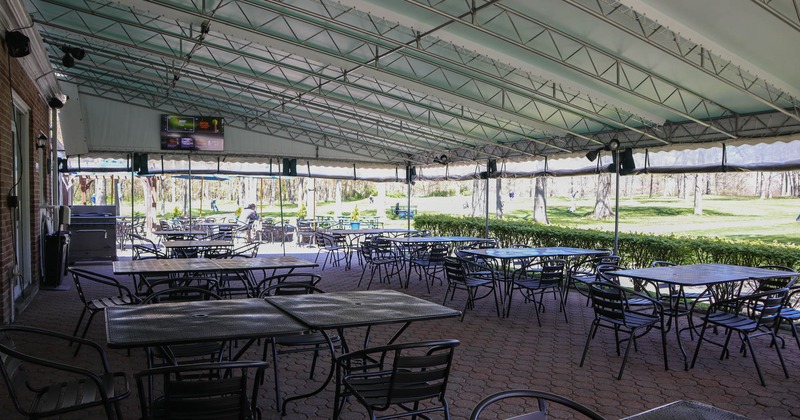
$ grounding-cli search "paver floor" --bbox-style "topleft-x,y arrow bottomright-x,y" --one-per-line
2,244 -> 798,419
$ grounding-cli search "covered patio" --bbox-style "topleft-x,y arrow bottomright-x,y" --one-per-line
2,243 -> 798,419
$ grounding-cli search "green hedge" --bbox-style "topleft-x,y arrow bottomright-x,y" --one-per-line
414,215 -> 800,269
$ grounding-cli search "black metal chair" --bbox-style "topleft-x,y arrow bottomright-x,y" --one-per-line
510,259 -> 567,326
469,389 -> 606,420
777,284 -> 800,352
259,282 -> 341,411
443,257 -> 499,321
253,272 -> 323,297
135,361 -> 267,420
334,339 -> 460,420
315,232 -> 347,269
409,242 -> 449,292
567,252 -> 620,304
0,325 -> 130,419
580,281 -> 668,380
68,267 -> 140,355
130,233 -> 167,259
358,240 -> 402,289
691,288 -> 790,386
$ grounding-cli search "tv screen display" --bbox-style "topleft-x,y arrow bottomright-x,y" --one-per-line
161,115 -> 224,151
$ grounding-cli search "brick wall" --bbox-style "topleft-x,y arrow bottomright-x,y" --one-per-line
0,41 -> 50,324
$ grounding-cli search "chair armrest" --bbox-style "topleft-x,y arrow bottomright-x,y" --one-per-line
1,326 -> 116,373
69,268 -> 141,303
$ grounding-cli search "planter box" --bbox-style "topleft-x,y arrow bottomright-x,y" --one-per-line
350,222 -> 361,230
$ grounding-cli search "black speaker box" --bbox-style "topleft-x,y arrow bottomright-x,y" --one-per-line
405,166 -> 417,184
5,31 -> 30,58
133,152 -> 148,175
487,159 -> 497,175
282,158 -> 297,176
606,149 -> 636,175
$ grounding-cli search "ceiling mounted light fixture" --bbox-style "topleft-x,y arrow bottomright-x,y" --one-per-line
433,154 -> 449,165
586,138 -> 622,161
61,46 -> 85,68
48,97 -> 64,109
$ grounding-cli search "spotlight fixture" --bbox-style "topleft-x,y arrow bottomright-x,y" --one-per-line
48,97 -> 64,109
36,133 -> 48,150
60,46 -> 85,68
585,138 -> 622,162
433,154 -> 449,165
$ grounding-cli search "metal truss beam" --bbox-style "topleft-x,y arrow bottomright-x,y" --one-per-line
562,0 -> 800,122
34,0 -> 566,160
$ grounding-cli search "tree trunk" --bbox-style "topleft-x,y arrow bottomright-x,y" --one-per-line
376,182 -> 386,220
471,179 -> 486,218
95,176 -> 107,205
592,173 -> 613,219
335,180 -> 342,217
495,178 -> 504,219
533,177 -> 549,224
693,174 -> 703,215
143,177 -> 157,231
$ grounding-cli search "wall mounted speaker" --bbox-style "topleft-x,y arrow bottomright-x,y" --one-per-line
282,158 -> 297,176
5,31 -> 30,58
606,149 -> 636,175
487,159 -> 497,175
133,152 -> 148,175
57,157 -> 68,173
405,166 -> 417,184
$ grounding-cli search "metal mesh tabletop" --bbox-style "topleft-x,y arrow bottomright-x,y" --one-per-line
610,264 -> 795,286
265,290 -> 461,330
113,255 -> 317,275
105,298 -> 307,348
113,258 -> 220,274
211,256 -> 318,271
623,400 -> 749,419
326,229 -> 416,236
385,236 -> 485,244
463,247 -> 607,259
162,240 -> 233,248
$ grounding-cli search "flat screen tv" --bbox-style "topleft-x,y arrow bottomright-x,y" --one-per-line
160,114 -> 224,151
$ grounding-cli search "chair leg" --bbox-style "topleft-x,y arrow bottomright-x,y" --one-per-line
691,320 -> 711,369
74,311 -> 99,356
770,331 -> 790,380
617,330 -> 636,380
580,320 -> 598,367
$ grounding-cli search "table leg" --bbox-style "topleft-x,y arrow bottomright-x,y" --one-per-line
281,329 -> 338,416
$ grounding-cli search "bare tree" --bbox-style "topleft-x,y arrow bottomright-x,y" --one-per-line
592,173 -> 613,219
693,174 -> 703,215
495,178 -> 504,218
95,176 -> 107,205
471,179 -> 486,218
533,177 -> 549,224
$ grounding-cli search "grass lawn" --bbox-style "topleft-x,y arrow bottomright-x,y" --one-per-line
122,193 -> 800,245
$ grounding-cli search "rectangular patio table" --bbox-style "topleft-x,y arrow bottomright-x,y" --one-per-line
383,236 -> 487,287
113,256 -> 318,296
152,229 -> 208,241
162,239 -> 233,258
105,298 -> 307,361
609,263 -> 795,369
461,247 -> 608,317
264,289 -> 461,414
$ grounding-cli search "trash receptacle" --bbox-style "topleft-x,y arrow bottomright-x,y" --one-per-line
43,231 -> 70,287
